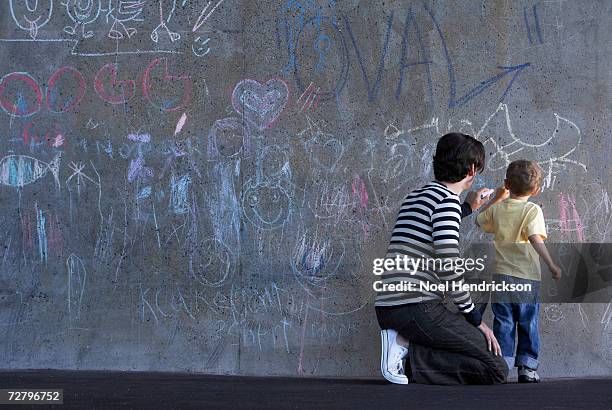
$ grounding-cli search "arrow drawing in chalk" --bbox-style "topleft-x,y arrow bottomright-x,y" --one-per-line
192,0 -> 227,32
424,3 -> 531,108
451,64 -> 531,108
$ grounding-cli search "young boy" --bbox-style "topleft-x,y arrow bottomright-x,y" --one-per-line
476,160 -> 561,383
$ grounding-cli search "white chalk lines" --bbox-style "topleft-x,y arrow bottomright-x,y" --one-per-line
3,0 -> 230,57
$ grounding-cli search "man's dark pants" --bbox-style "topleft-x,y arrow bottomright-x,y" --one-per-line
376,302 -> 508,385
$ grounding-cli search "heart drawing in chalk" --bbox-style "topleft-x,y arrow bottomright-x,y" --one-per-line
306,131 -> 344,172
231,79 -> 289,130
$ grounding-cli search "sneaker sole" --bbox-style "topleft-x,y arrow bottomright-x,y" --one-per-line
380,330 -> 408,385
518,376 -> 541,383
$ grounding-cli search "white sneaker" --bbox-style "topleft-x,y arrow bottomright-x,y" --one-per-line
380,329 -> 409,384
518,366 -> 541,383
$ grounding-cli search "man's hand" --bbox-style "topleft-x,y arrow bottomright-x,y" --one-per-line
550,263 -> 562,280
465,188 -> 494,212
477,322 -> 502,356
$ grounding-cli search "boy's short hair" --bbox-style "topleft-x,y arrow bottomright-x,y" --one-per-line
433,133 -> 485,182
505,160 -> 543,196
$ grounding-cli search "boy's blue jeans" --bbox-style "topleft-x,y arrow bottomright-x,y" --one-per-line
479,274 -> 540,370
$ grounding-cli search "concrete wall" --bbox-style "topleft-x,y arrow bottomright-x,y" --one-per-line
0,0 -> 610,378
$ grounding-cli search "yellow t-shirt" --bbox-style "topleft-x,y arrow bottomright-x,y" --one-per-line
476,198 -> 547,281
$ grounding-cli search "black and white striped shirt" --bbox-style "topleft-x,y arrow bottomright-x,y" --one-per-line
375,181 -> 477,315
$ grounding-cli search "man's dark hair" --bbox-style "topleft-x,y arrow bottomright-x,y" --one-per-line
433,133 -> 485,182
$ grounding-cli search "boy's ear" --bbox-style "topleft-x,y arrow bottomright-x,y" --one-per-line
504,178 -> 509,190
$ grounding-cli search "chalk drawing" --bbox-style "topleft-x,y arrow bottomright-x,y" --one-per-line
9,0 -> 54,39
308,180 -> 351,223
0,153 -> 61,189
344,11 -> 394,102
0,67 -> 86,116
544,304 -> 564,322
21,120 -> 64,147
47,212 -> 63,259
66,161 -> 101,197
0,72 -> 42,117
293,15 -> 349,101
106,0 -> 144,40
395,7 -> 433,103
419,144 -> 435,181
169,173 -> 191,214
35,204 -> 47,263
142,57 -> 192,112
383,117 -> 440,141
256,145 -> 291,182
63,0 -> 102,38
151,0 -> 181,43
66,254 -> 87,322
524,3 -> 544,45
475,104 -> 586,181
174,112 -> 187,135
297,82 -> 320,111
126,133 -> 150,143
423,3 -> 531,108
382,142 -> 416,184
291,228 -> 345,297
189,238 -> 235,287
231,79 -> 289,131
0,59 -> 199,113
577,184 -> 612,241
94,63 -> 136,105
279,0 -> 319,74
314,33 -> 331,73
192,35 -> 211,57
127,155 -> 153,183
207,162 -> 241,247
298,117 -> 343,172
207,117 -> 251,160
46,66 -> 87,113
137,186 -> 151,200
192,0 -> 227,32
242,180 -> 291,231
351,175 -> 368,211
558,193 -> 585,242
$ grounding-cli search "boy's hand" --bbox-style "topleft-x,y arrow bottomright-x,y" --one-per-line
492,187 -> 510,202
550,264 -> 562,280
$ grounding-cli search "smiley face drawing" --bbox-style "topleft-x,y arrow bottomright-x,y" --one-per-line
544,304 -> 564,322
207,117 -> 250,159
242,180 -> 290,230
192,36 -> 211,57
189,238 -> 235,287
9,0 -> 54,39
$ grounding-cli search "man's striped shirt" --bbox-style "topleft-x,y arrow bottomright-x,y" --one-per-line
374,181 -> 476,314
